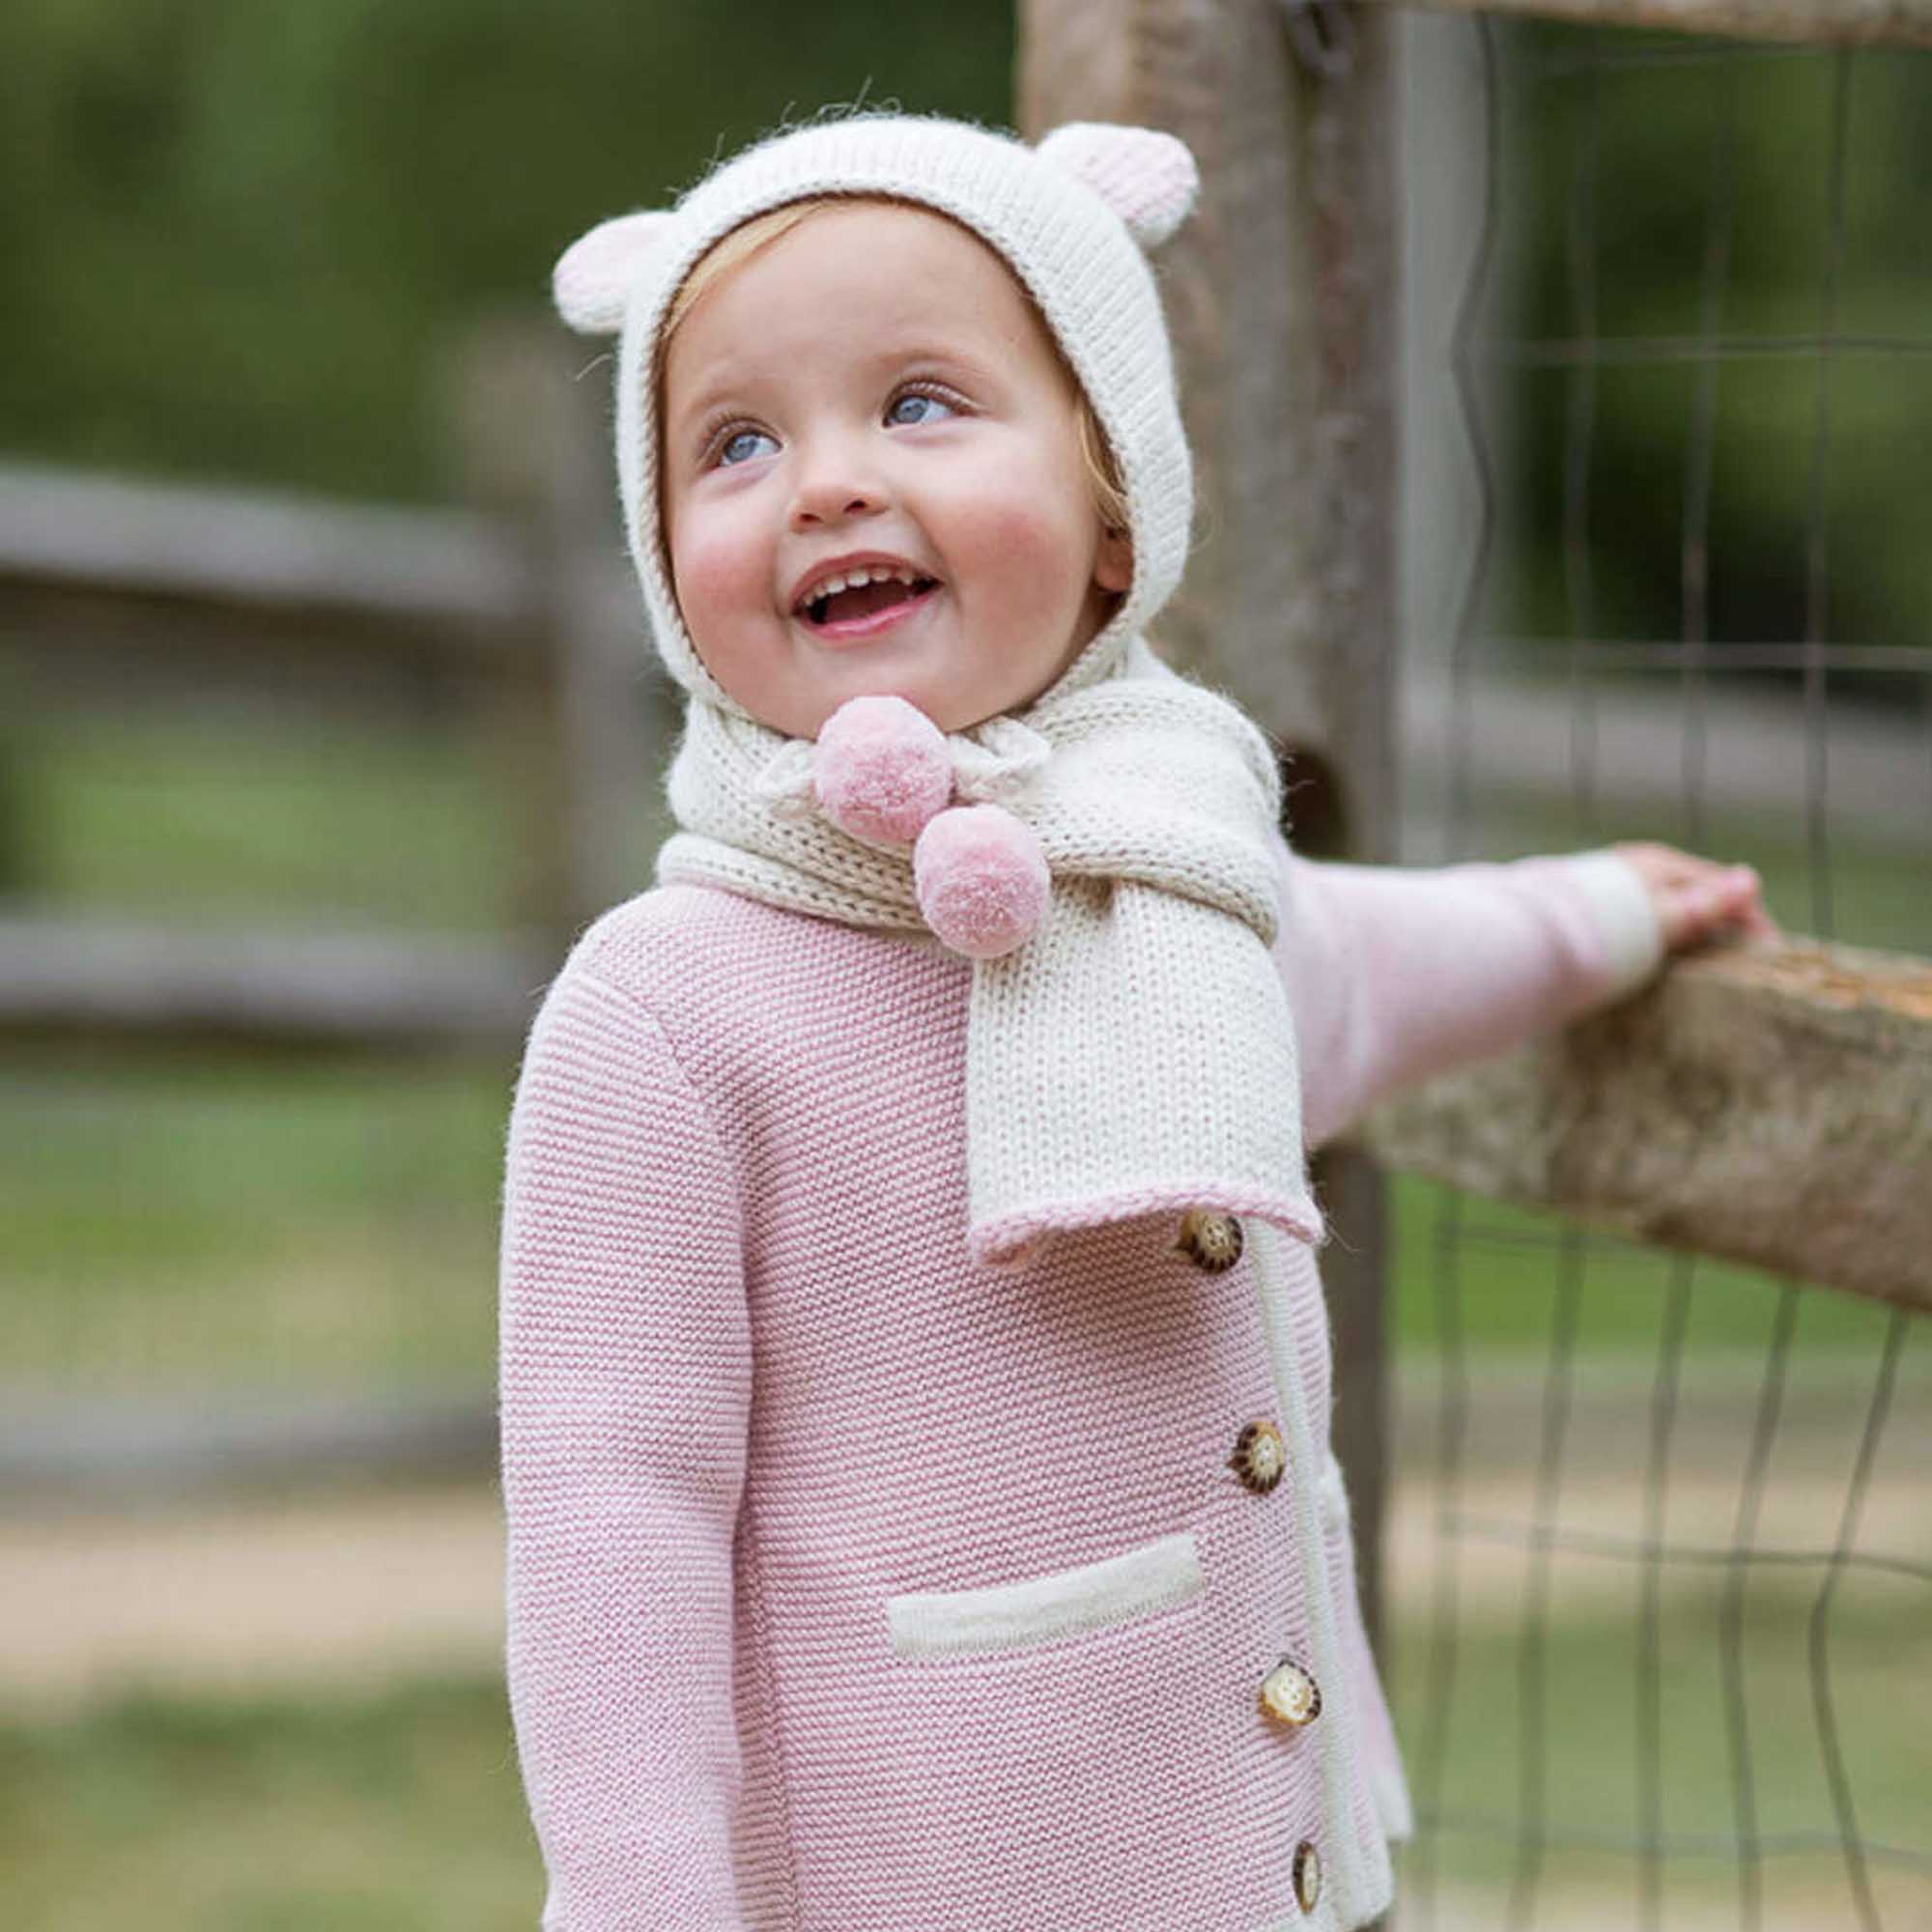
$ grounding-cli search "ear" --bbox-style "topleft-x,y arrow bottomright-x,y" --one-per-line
552,210 -> 674,334
1094,523 -> 1134,595
1035,124 -> 1199,249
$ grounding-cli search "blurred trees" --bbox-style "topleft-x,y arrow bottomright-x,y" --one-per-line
1,5 -> 1925,683
1491,28 -> 1932,680
0,0 -> 1013,499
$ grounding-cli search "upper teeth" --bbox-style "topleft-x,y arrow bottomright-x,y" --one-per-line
803,563 -> 923,606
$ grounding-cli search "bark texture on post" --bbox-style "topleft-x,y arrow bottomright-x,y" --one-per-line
1363,938 -> 1932,1315
1023,0 -> 1400,857
1020,0 -> 1402,1644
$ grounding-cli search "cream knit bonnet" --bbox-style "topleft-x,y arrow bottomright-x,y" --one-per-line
554,113 -> 1324,1267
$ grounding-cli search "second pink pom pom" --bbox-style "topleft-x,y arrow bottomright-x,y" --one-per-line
812,695 -> 953,845
913,804 -> 1051,959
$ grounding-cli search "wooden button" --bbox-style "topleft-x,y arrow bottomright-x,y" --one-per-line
1293,1838 -> 1322,1913
1228,1418 -> 1286,1494
1177,1208 -> 1243,1272
1259,1658 -> 1321,1729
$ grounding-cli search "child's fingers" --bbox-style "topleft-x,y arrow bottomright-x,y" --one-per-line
1668,867 -> 1780,950
1661,887 -> 1714,951
1615,842 -> 1782,950
1729,879 -> 1782,941
1711,864 -> 1781,940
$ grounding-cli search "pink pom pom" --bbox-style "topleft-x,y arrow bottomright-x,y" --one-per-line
812,695 -> 953,845
912,805 -> 1051,959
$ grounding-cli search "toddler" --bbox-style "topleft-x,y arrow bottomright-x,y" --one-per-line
499,113 -> 1770,1931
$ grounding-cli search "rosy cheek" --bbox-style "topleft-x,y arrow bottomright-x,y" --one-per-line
964,500 -> 1077,575
669,517 -> 764,638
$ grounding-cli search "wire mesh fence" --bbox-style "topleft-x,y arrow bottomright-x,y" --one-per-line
1394,14 -> 1930,1928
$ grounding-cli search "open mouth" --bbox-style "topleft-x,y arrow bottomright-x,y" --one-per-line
796,564 -> 940,631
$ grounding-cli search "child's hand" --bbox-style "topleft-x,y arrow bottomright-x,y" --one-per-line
1613,840 -> 1781,954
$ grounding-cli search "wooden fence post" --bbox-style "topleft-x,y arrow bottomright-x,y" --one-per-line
446,316 -> 665,954
1019,0 -> 1403,1645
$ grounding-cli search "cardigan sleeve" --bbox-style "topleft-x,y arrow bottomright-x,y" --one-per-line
498,961 -> 753,1931
1272,841 -> 1664,1150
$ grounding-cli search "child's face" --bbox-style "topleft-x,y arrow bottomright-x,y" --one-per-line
660,202 -> 1132,738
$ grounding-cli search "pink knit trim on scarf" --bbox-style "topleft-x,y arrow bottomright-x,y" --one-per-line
970,1181 -> 1327,1268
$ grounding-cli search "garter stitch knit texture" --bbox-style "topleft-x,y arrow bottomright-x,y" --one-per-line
511,111 -> 1676,1932
552,112 -> 1323,1265
498,838 -> 1666,1929
514,98 -> 1677,1932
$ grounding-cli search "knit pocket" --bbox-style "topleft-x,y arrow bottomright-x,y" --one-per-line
884,1529 -> 1205,1661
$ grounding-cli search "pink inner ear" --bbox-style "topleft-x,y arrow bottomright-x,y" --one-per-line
1035,124 -> 1200,248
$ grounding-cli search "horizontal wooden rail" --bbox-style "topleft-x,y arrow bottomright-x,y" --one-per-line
0,458 -> 639,646
1397,665 -> 1928,848
1364,936 -> 1932,1312
0,915 -> 554,1047
1363,0 -> 1932,49
0,462 -> 527,625
0,1389 -> 497,1503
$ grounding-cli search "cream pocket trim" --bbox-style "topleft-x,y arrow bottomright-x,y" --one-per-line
885,1530 -> 1204,1660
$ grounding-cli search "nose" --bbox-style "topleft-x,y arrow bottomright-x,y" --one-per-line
787,428 -> 888,532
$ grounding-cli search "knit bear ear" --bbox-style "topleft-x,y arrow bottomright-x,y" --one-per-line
553,210 -> 675,334
1035,123 -> 1200,249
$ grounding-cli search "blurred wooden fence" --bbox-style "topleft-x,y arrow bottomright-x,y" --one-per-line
4,3 -> 1922,1921
3,38 -> 1928,1520
0,324 -> 660,1048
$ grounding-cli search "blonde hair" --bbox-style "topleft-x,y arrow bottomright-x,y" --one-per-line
660,197 -> 1130,537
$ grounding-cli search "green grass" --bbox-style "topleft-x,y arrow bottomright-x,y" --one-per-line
0,691 -> 668,933
2,1575 -> 1921,1928
1387,1571 -> 1931,1918
5,701 -> 530,933
1,1040 -> 512,1389
1389,1178 -> 1901,1358
0,1676 -> 542,1932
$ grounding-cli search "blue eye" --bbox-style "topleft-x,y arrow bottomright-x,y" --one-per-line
718,428 -> 778,467
887,390 -> 956,428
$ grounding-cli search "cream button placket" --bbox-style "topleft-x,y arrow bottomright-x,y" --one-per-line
1259,1658 -> 1321,1729
1292,1839 -> 1322,1914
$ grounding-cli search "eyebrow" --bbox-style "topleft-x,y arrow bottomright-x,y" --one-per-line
662,370 -> 746,450
862,337 -> 1006,383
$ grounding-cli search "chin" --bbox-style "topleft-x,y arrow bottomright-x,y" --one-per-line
814,675 -> 965,735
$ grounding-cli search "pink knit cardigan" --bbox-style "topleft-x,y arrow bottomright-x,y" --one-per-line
497,837 -> 1660,1931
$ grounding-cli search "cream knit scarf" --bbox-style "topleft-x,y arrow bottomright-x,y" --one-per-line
553,113 -> 1324,1264
655,636 -> 1324,1268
